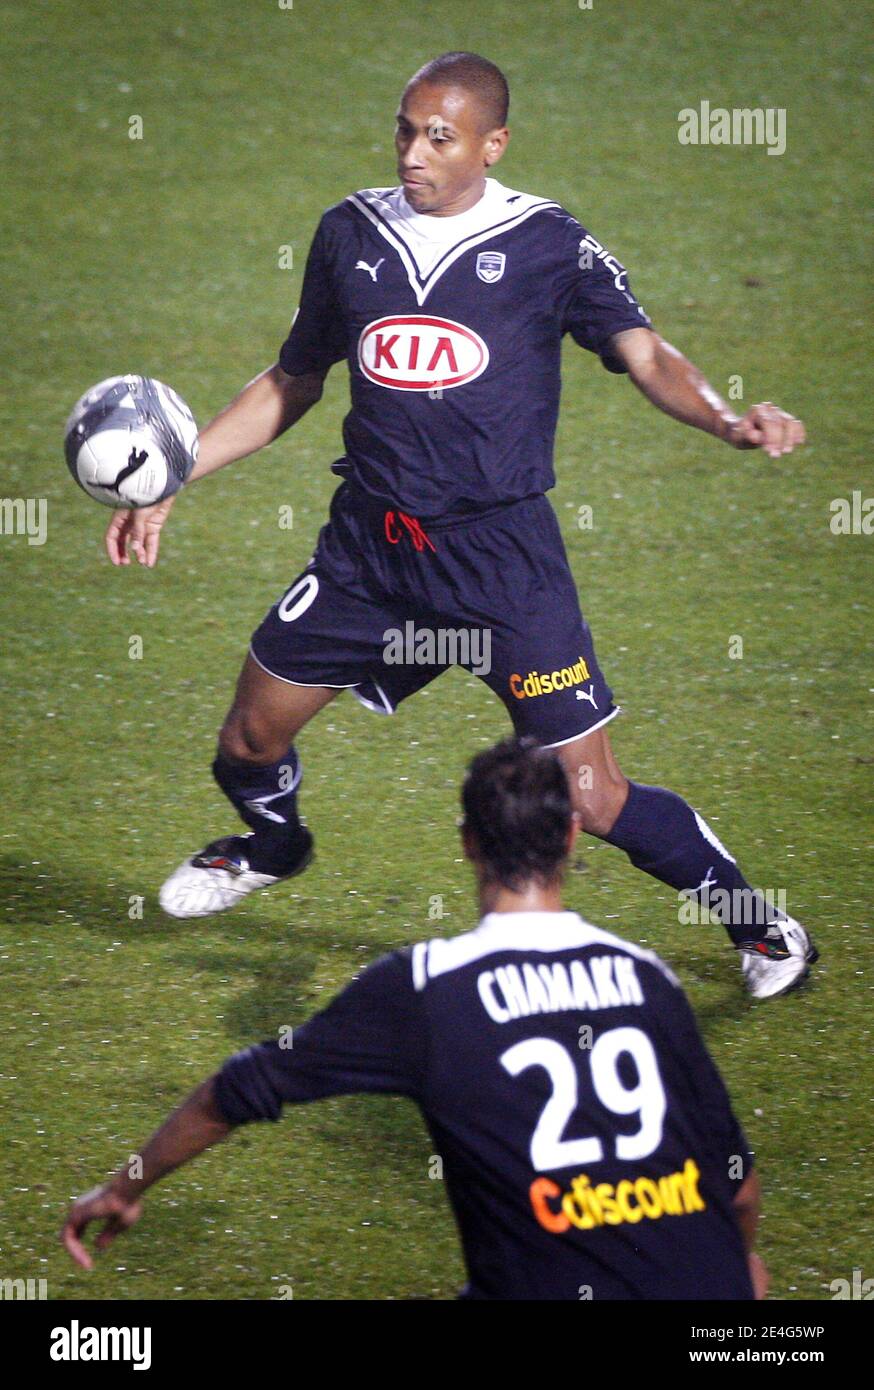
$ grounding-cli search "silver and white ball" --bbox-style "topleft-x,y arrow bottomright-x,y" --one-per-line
64,375 -> 198,508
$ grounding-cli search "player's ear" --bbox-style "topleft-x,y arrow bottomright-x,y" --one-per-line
483,126 -> 510,167
565,812 -> 582,855
460,823 -> 480,863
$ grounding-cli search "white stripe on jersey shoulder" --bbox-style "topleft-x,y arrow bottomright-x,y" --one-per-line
410,911 -> 679,991
346,181 -> 561,307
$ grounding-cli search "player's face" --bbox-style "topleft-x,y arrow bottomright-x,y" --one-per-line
395,81 -> 508,216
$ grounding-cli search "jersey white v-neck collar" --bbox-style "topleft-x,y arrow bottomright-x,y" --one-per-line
347,177 -> 560,306
391,179 -> 507,264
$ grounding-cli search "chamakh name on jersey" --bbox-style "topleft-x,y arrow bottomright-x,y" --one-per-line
215,912 -> 754,1301
279,178 -> 651,520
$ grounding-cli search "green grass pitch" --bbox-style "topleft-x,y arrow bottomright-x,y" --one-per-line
1,0 -> 871,1300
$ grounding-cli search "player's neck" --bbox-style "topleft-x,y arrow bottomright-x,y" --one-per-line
478,881 -> 566,916
417,176 -> 488,218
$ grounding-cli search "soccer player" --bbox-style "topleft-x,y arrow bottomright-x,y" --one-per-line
106,51 -> 816,998
62,738 -> 766,1301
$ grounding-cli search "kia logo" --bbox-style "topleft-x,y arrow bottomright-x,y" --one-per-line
358,315 -> 489,391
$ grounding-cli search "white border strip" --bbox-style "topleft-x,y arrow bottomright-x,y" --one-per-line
350,681 -> 394,716
249,645 -> 396,715
248,644 -> 359,690
348,192 -> 561,306
542,704 -> 622,748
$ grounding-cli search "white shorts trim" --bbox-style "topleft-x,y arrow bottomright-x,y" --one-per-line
249,645 -> 395,715
541,704 -> 622,749
248,644 -> 359,691
350,681 -> 394,716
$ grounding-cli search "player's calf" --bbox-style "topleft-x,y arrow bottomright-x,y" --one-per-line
158,743 -> 314,918
556,728 -> 629,837
212,745 -> 311,872
558,732 -> 821,998
158,655 -> 335,919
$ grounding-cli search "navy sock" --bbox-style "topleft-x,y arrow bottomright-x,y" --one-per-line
212,747 -> 310,874
603,781 -> 780,945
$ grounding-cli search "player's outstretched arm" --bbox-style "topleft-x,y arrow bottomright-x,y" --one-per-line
104,364 -> 326,568
190,364 -> 327,480
610,327 -> 806,459
60,1076 -> 233,1269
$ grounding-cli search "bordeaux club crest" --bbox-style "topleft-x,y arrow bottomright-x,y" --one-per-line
475,250 -> 506,283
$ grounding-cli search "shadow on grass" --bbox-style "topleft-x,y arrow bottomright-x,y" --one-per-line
0,850 -> 756,1042
0,852 -> 416,1047
0,849 -> 392,940
0,850 -> 209,944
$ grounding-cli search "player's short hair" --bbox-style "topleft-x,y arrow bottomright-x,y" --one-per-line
461,737 -> 571,890
404,52 -> 510,132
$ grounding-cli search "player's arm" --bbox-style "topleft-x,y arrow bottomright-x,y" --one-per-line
105,364 -> 326,568
61,952 -> 424,1269
670,986 -> 768,1300
60,1075 -> 232,1269
732,1168 -> 768,1299
190,364 -> 326,480
609,326 -> 806,458
732,1167 -> 761,1250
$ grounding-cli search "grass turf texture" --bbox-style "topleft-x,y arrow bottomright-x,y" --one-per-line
1,0 -> 871,1301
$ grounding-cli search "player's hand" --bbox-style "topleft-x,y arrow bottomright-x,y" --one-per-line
727,403 -> 806,458
748,1251 -> 769,1300
105,493 -> 177,568
60,1183 -> 143,1270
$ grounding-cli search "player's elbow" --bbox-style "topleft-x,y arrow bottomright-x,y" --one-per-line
733,1167 -> 761,1218
272,364 -> 325,412
617,328 -> 663,384
732,1166 -> 761,1252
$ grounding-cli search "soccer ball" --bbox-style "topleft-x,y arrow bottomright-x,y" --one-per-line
64,375 -> 198,508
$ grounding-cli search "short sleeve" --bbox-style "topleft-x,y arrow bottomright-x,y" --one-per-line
278,217 -> 347,376
214,949 -> 426,1125
555,213 -> 652,373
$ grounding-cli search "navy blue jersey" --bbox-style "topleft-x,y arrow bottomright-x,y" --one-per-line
279,178 -> 651,520
215,911 -> 754,1301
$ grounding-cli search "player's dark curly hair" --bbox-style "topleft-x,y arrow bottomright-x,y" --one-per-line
406,52 -> 510,131
461,737 -> 572,891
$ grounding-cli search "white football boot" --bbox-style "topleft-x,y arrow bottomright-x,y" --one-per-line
159,833 -> 313,919
737,917 -> 818,1000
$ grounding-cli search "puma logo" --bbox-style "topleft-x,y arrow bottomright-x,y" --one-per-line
106,446 -> 149,493
576,684 -> 598,710
355,257 -> 385,282
243,790 -> 289,825
693,866 -> 718,896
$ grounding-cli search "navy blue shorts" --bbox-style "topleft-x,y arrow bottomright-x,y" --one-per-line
249,479 -> 618,747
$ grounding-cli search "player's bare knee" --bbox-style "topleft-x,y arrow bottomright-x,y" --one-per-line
217,720 -> 248,763
218,711 -> 283,765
